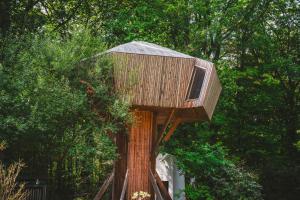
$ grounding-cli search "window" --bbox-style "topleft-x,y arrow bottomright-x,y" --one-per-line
187,67 -> 206,100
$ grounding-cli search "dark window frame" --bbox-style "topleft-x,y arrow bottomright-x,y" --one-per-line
186,66 -> 206,100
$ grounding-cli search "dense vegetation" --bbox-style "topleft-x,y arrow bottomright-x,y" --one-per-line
0,0 -> 299,200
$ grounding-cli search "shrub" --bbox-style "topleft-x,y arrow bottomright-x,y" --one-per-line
0,142 -> 27,200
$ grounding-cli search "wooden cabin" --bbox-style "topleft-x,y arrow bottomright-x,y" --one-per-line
93,41 -> 222,200
108,41 -> 222,124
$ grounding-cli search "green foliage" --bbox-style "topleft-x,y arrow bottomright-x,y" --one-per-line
0,30 -> 129,199
165,126 -> 263,200
1,0 -> 299,199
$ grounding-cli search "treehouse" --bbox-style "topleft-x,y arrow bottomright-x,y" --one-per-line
108,41 -> 221,123
93,41 -> 222,200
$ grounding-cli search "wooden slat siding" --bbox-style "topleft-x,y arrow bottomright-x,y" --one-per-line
142,55 -> 161,106
137,54 -> 145,105
176,58 -> 194,108
180,59 -> 196,108
203,65 -> 222,119
150,112 -> 157,199
158,56 -> 167,107
112,53 -> 195,108
85,44 -> 222,121
195,59 -> 214,107
205,68 -> 217,119
163,57 -> 180,107
201,63 -> 215,115
175,58 -> 184,107
93,172 -> 114,200
111,52 -> 221,123
127,111 -> 154,199
112,132 -> 128,200
112,53 -> 128,101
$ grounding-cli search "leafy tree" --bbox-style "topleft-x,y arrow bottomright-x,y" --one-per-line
0,29 -> 129,199
164,123 -> 263,200
0,0 -> 299,199
0,141 -> 27,200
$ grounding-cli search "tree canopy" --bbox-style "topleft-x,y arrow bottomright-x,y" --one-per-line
0,0 -> 299,200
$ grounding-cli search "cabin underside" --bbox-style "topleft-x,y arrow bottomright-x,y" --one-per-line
132,106 -> 209,124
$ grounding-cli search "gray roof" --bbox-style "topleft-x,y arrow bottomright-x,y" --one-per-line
107,41 -> 194,59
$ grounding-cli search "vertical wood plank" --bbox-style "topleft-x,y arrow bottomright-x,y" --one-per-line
127,111 -> 154,200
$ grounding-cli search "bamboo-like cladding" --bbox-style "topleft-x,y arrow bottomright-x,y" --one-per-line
112,53 -> 195,108
203,65 -> 222,120
106,41 -> 222,122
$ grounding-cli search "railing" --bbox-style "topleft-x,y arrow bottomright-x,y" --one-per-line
93,169 -> 171,200
93,172 -> 114,200
149,169 -> 164,200
25,184 -> 47,200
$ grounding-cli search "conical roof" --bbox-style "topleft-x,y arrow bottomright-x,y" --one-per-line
107,41 -> 194,59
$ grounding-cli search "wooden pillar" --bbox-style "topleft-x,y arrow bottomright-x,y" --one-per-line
127,111 -> 155,199
112,132 -> 128,200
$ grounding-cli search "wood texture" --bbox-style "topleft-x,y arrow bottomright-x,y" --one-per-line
127,111 -> 154,199
149,169 -> 164,200
154,109 -> 175,152
93,172 -> 114,200
112,132 -> 128,200
154,171 -> 172,200
163,118 -> 181,141
120,170 -> 128,200
202,64 -> 222,119
112,52 -> 195,108
111,51 -> 221,122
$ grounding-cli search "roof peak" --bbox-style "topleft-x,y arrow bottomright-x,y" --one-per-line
107,41 -> 194,58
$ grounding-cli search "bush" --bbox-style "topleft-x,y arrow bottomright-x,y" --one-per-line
164,129 -> 263,200
0,30 -> 130,199
0,142 -> 27,200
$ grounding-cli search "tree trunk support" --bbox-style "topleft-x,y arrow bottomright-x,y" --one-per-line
127,111 -> 155,199
113,110 -> 177,199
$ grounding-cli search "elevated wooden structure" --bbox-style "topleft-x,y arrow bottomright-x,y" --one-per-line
93,41 -> 222,199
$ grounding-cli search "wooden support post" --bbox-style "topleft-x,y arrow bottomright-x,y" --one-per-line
149,169 -> 164,200
154,171 -> 172,200
163,118 -> 181,142
150,112 -> 157,197
127,111 -> 155,199
120,170 -> 129,200
154,109 -> 175,153
93,172 -> 114,200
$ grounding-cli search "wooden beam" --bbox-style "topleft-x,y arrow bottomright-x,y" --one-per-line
149,169 -> 163,200
120,170 -> 128,200
112,132 -> 127,200
153,109 -> 175,152
163,118 -> 181,142
154,171 -> 172,200
93,172 -> 114,200
127,111 -> 154,197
